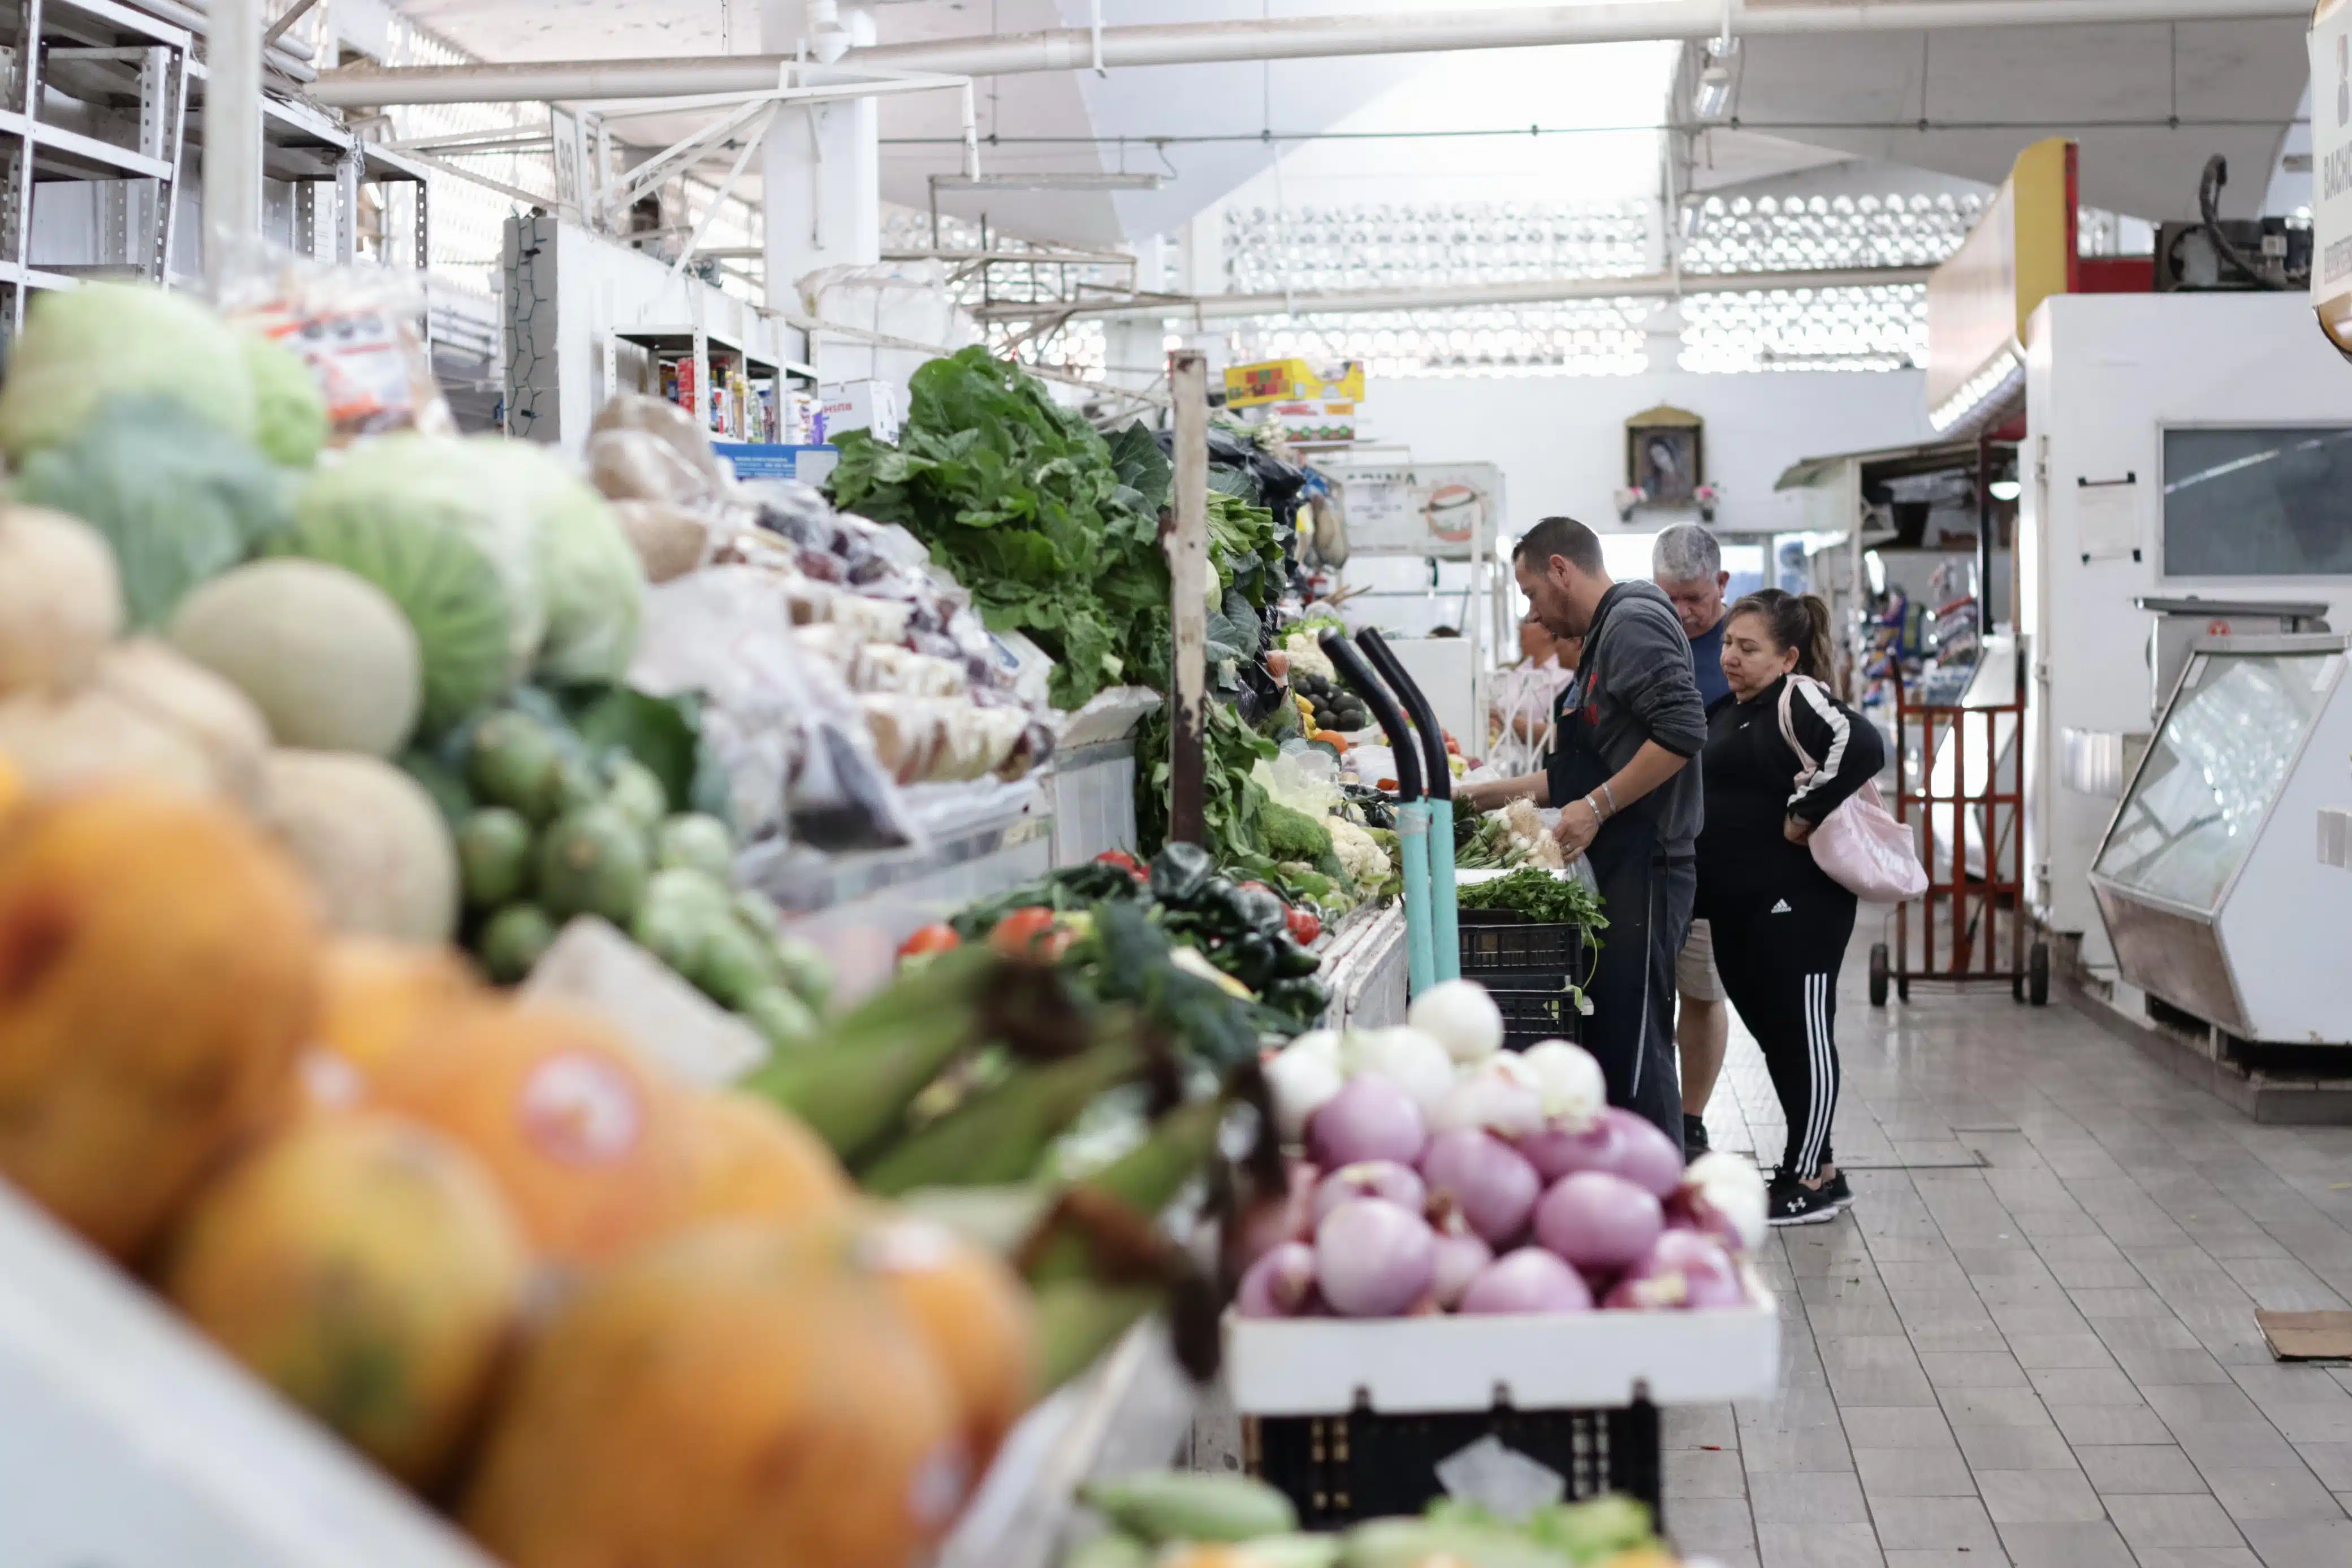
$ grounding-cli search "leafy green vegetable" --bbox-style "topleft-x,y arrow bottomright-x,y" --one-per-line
1134,698 -> 1278,862
15,393 -> 288,627
467,437 -> 642,684
1456,867 -> 1610,931
0,284 -> 256,462
273,433 -> 546,730
827,348 -> 1170,711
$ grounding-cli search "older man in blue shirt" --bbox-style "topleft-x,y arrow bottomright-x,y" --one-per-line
1654,523 -> 1731,1160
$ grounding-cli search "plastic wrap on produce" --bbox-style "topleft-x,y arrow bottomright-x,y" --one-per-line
217,248 -> 454,443
1057,686 -> 1163,748
629,566 -> 919,851
586,393 -> 737,513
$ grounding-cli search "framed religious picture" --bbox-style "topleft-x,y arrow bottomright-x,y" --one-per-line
1625,405 -> 1705,508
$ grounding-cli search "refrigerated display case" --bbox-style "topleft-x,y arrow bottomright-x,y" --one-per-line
2090,633 -> 2352,1047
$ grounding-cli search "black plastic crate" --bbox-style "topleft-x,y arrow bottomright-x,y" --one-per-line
1458,917 -> 1584,978
1489,985 -> 1584,1049
1247,1400 -> 1662,1530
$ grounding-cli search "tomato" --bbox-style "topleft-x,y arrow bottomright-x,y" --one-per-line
897,924 -> 960,958
1236,880 -> 1279,900
989,907 -> 1062,958
1093,850 -> 1147,881
1286,906 -> 1322,946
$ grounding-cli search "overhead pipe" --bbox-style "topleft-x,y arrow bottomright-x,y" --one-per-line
307,0 -> 2310,107
971,263 -> 1937,323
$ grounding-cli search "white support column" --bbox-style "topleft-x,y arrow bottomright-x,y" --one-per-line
204,0 -> 264,287
760,0 -> 880,323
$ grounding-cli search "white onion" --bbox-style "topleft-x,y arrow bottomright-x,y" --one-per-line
1533,1171 -> 1666,1272
1343,1026 -> 1454,1114
1264,1037 -> 1346,1142
1673,1151 -> 1768,1254
1518,1038 -> 1607,1131
1236,1241 -> 1318,1318
1429,1058 -> 1545,1141
1420,1128 -> 1542,1246
1407,979 -> 1504,1063
1458,1247 -> 1594,1315
1306,1073 -> 1428,1169
1314,1197 -> 1437,1317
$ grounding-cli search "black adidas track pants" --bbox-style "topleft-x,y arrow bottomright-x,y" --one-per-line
1709,877 -> 1858,1180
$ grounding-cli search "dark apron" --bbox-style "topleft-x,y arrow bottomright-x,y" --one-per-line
1545,592 -> 1690,1143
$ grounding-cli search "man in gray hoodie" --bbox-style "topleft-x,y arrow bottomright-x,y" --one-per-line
1459,515 -> 1704,1141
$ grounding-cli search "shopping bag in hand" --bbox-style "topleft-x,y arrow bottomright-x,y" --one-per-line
1776,677 -> 1928,904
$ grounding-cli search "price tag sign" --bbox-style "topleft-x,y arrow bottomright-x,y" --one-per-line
2311,2 -> 2352,344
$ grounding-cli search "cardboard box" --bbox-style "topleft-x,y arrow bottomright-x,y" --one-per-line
815,379 -> 902,445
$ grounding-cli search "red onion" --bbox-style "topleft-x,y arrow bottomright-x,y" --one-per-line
1313,1197 -> 1436,1317
1458,1247 -> 1594,1315
1533,1171 -> 1666,1271
1519,1107 -> 1684,1197
1430,1222 -> 1494,1310
1419,1128 -> 1541,1246
1236,1241 -> 1319,1318
1230,1160 -> 1319,1271
1312,1160 -> 1427,1227
1307,1073 -> 1428,1169
1602,1228 -> 1747,1311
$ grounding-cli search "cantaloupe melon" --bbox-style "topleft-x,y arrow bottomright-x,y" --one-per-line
0,787 -> 322,1258
367,999 -> 693,1266
678,1090 -> 850,1225
168,559 -> 424,757
0,505 -> 120,694
263,751 -> 460,943
162,1114 -> 529,1488
461,1220 -> 970,1568
0,640 -> 272,813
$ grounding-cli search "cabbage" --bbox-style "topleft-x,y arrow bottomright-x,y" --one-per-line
273,435 -> 544,732
239,330 -> 330,468
14,393 -> 288,628
465,437 -> 643,685
0,284 -> 256,461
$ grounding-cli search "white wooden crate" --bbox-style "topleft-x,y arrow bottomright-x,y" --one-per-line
1223,1300 -> 1780,1417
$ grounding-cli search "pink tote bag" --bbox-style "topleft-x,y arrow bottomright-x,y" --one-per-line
1776,677 -> 1928,905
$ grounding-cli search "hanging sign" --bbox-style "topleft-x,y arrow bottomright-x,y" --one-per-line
1925,138 -> 2077,432
1331,462 -> 1504,561
2312,2 -> 2352,350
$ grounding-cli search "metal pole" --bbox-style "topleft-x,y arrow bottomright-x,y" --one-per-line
202,0 -> 263,289
1168,349 -> 1209,847
306,1 -> 2315,107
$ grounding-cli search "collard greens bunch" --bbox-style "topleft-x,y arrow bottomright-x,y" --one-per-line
825,347 -> 1174,711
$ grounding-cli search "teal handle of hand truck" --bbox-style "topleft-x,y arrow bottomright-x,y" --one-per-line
1395,802 -> 1436,998
1423,798 -> 1461,983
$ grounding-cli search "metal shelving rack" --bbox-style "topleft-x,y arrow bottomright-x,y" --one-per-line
0,0 -> 190,331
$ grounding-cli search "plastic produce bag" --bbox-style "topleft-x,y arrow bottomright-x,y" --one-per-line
628,566 -> 918,851
1255,748 -> 1342,817
585,393 -> 736,514
219,250 -> 454,443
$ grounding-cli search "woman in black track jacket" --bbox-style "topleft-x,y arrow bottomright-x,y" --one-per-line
1696,590 -> 1884,1227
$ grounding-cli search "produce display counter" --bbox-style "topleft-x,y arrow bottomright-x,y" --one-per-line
1317,900 -> 1410,1031
0,1183 -> 494,1568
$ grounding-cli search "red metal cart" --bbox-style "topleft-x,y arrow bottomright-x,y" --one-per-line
1869,650 -> 2051,1007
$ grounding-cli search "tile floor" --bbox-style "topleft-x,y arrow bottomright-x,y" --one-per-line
1667,953 -> 2352,1568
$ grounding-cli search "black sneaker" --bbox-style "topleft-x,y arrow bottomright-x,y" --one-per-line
1768,1169 -> 1853,1227
1683,1113 -> 1710,1160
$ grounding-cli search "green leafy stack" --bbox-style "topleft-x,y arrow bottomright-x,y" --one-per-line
827,348 -> 1173,711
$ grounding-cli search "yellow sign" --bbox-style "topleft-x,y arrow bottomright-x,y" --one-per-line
1223,358 -> 1366,408
1925,138 -> 2076,431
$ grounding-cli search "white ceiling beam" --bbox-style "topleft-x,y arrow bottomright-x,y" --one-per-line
310,1 -> 2312,108
973,264 -> 1939,323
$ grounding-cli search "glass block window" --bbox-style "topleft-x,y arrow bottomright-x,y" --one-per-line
1211,301 -> 1651,379
1681,192 -> 1985,273
1222,202 -> 1651,294
1679,286 -> 1926,374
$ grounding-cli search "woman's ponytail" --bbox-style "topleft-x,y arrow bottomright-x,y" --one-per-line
1728,588 -> 1837,681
